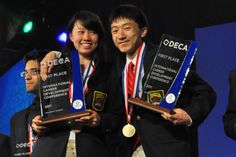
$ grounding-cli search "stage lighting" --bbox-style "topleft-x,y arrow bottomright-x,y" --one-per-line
22,20 -> 34,33
57,32 -> 67,43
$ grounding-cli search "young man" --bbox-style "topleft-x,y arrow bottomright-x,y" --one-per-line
10,50 -> 44,157
223,69 -> 236,140
109,4 -> 216,157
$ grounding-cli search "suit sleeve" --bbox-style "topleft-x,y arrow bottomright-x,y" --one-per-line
223,70 -> 236,140
181,71 -> 216,127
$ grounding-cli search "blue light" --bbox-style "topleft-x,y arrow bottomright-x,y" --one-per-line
57,32 -> 67,43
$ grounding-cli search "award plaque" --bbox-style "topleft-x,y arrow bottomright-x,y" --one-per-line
128,34 -> 197,113
39,50 -> 89,126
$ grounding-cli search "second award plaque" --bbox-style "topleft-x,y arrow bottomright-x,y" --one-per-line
128,34 -> 197,113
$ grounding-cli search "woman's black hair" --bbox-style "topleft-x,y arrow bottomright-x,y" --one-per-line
62,10 -> 110,67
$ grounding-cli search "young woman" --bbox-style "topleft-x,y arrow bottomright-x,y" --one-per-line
31,10 -> 124,157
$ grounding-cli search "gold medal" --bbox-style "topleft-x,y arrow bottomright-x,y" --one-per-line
122,123 -> 136,138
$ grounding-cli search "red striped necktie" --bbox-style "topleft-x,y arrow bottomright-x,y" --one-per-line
128,62 -> 142,149
128,62 -> 135,97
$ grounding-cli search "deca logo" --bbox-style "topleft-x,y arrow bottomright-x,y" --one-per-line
163,39 -> 188,51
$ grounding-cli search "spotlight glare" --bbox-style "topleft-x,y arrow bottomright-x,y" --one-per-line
57,32 -> 67,43
23,21 -> 33,33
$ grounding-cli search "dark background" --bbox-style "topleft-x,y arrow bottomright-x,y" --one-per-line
1,0 -> 236,75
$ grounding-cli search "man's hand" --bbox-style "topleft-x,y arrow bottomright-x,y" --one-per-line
32,115 -> 46,133
161,108 -> 192,126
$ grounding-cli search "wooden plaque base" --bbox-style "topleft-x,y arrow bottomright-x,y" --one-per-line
128,98 -> 173,114
41,111 -> 90,126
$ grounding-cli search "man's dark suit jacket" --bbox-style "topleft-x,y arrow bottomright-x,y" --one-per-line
0,133 -> 11,157
223,69 -> 236,140
10,98 -> 40,157
115,42 -> 216,157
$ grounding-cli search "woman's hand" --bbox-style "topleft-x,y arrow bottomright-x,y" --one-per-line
32,115 -> 46,133
40,51 -> 60,80
75,109 -> 101,127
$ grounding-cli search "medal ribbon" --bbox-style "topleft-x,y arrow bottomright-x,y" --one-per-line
28,124 -> 34,154
82,61 -> 95,96
122,42 -> 146,123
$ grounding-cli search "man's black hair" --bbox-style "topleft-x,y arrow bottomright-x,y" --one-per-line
23,49 -> 48,65
109,4 -> 149,30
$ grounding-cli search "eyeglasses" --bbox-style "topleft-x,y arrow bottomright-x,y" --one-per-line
21,68 -> 40,77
